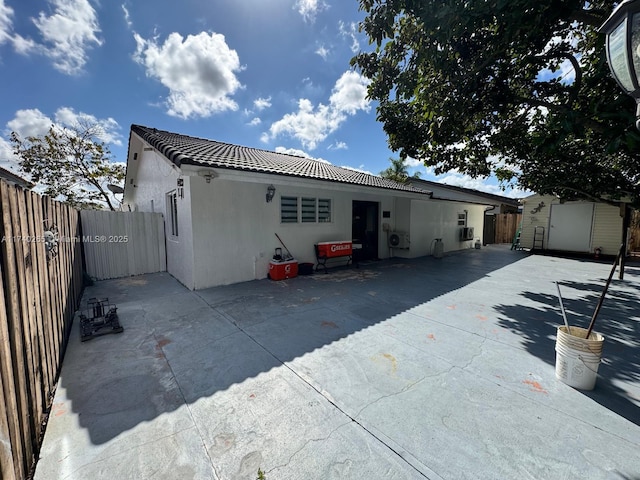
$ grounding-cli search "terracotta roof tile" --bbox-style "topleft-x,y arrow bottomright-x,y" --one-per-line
131,125 -> 429,195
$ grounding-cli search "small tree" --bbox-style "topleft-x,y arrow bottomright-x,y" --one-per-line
380,156 -> 422,183
11,123 -> 125,210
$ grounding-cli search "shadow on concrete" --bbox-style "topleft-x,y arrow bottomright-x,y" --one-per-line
495,265 -> 640,427
59,246 -> 528,445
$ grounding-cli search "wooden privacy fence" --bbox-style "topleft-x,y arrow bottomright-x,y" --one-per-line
0,180 -> 83,480
495,213 -> 522,244
80,210 -> 166,281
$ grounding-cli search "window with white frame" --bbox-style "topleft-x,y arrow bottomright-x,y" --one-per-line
281,196 -> 298,223
318,198 -> 331,223
280,196 -> 332,223
301,197 -> 316,222
457,211 -> 468,227
167,191 -> 179,236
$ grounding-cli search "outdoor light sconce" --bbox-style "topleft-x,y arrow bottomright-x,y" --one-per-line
197,170 -> 216,183
600,0 -> 640,130
266,184 -> 276,203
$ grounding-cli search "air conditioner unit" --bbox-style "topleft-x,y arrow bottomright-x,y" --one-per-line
388,231 -> 410,249
460,227 -> 474,241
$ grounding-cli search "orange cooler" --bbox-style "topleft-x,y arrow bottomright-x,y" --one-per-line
316,241 -> 352,258
269,260 -> 298,280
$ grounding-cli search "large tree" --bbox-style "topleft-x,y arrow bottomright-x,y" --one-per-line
352,0 -> 640,204
11,123 -> 125,210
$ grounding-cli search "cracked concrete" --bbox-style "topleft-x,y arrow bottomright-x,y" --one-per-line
34,246 -> 640,479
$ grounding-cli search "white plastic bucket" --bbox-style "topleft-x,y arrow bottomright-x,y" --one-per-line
555,326 -> 604,390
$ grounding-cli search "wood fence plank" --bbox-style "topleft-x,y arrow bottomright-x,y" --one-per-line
33,194 -> 55,396
42,197 -> 61,381
0,181 -> 32,478
27,191 -> 52,400
14,187 -> 44,442
7,185 -> 40,459
0,183 -> 85,480
0,250 -> 19,480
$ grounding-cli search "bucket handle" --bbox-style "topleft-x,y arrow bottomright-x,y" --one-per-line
578,354 -> 602,374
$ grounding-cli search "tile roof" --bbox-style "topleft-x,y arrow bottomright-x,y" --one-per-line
131,125 -> 430,195
408,177 -> 520,205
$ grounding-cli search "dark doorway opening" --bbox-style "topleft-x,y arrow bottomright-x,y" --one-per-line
352,201 -> 379,261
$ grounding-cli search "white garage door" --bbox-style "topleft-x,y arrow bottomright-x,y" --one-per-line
547,203 -> 594,252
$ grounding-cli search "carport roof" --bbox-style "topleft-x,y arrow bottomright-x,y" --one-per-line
130,124 -> 431,194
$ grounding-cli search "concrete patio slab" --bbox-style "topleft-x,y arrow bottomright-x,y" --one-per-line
33,246 -> 640,480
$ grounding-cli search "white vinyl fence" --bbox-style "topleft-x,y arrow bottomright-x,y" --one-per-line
80,210 -> 166,280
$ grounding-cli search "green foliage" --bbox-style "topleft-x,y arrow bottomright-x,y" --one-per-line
352,0 -> 640,204
256,468 -> 266,480
380,156 -> 423,183
11,123 -> 125,210
380,156 -> 409,183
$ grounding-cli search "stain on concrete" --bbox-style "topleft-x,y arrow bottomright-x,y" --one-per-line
52,402 -> 66,417
476,315 -> 488,321
209,433 -> 236,455
372,353 -> 398,374
235,451 -> 263,480
321,321 -> 338,329
427,334 -> 436,341
523,379 -> 548,394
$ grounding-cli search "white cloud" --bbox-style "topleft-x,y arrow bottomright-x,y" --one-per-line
295,0 -> 328,23
315,44 -> 329,60
265,70 -> 370,149
275,146 -> 331,164
54,107 -> 122,145
248,117 -> 261,126
6,107 -> 122,146
341,164 -> 374,175
0,0 -> 13,46
122,4 -> 132,29
133,31 -> 243,119
338,21 -> 360,53
329,141 -> 347,150
403,157 -> 422,167
0,136 -> 20,173
329,70 -> 371,114
6,109 -> 53,138
254,96 -> 271,111
31,0 -> 103,75
435,172 -> 529,199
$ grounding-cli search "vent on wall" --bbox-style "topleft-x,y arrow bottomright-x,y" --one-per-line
460,227 -> 474,241
388,231 -> 410,249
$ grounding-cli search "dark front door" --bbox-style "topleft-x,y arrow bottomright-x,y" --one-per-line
352,201 -> 379,261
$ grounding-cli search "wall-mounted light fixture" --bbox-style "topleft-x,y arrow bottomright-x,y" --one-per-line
266,184 -> 276,203
197,170 -> 216,183
600,0 -> 640,130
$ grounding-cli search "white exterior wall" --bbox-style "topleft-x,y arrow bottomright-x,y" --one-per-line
406,200 -> 486,257
124,133 -> 496,290
124,144 -> 196,289
188,173 -> 402,289
520,194 -> 623,255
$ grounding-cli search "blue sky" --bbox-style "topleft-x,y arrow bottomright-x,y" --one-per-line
0,0 -> 525,198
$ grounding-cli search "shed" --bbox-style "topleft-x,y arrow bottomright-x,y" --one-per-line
519,193 -> 627,256
123,125 -> 494,289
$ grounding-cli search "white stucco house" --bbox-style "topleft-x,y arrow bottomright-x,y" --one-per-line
123,125 -> 492,290
519,193 -> 629,256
